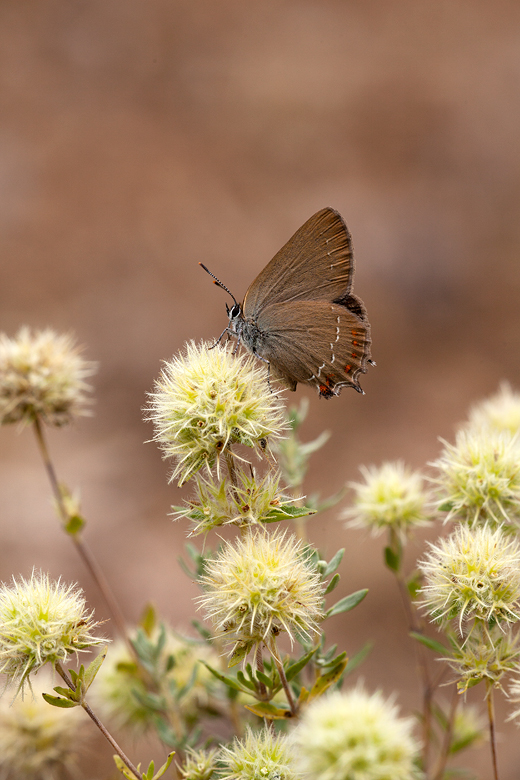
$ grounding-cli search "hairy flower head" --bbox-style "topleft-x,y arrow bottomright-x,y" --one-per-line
431,428 -> 520,530
175,470 -> 308,536
292,687 -> 420,780
0,572 -> 105,691
199,531 -> 323,660
146,341 -> 286,485
220,726 -> 296,780
94,627 -> 217,733
418,524 -> 520,632
468,383 -> 520,436
344,461 -> 431,538
0,328 -> 96,426
447,625 -> 520,693
179,747 -> 219,780
0,669 -> 85,779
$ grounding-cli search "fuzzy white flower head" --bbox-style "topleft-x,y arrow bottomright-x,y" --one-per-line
432,428 -> 520,530
0,571 -> 105,691
220,726 -> 296,780
94,628 -> 218,733
199,530 -> 323,661
0,669 -> 84,780
292,688 -> 420,780
0,328 -> 96,426
344,461 -> 431,538
418,524 -> 520,633
179,747 -> 219,780
146,341 -> 286,485
468,383 -> 520,436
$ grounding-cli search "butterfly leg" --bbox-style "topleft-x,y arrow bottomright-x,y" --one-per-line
208,326 -> 236,350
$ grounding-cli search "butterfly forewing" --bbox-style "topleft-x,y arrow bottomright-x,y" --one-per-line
255,299 -> 372,396
243,207 -> 355,317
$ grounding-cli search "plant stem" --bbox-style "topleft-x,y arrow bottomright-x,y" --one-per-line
389,530 -> 434,776
432,684 -> 459,780
487,682 -> 500,780
269,637 -> 297,717
255,643 -> 268,699
32,417 -> 128,642
54,661 -> 143,780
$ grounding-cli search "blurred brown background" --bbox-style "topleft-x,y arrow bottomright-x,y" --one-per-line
1,1 -> 520,777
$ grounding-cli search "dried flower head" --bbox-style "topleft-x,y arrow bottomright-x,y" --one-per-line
292,687 -> 419,780
447,625 -> 520,693
94,628 -> 217,733
468,383 -> 520,436
0,571 -> 105,692
175,470 -> 306,536
199,531 -> 323,660
344,461 -> 431,538
179,747 -> 219,780
220,726 -> 296,780
146,341 -> 286,485
419,524 -> 520,633
0,669 -> 85,780
431,428 -> 520,530
0,327 -> 96,427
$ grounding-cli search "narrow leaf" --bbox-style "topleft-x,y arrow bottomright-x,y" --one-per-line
324,573 -> 340,594
285,647 -> 318,682
410,631 -> 450,656
325,589 -> 368,618
42,693 -> 78,708
244,701 -> 293,719
152,752 -> 175,779
324,548 -> 345,577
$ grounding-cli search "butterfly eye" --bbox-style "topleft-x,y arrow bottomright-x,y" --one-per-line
229,303 -> 241,319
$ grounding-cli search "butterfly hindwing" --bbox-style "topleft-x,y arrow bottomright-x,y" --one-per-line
254,299 -> 372,396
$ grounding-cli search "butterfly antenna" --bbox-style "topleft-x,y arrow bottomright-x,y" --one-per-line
199,263 -> 238,306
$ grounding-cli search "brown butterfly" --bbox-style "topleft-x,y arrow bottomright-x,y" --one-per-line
201,207 -> 373,398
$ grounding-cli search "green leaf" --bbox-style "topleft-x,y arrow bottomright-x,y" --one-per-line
113,755 -> 140,779
151,752 -> 175,779
406,570 -> 422,599
438,501 -> 454,513
236,671 -> 257,691
200,662 -> 251,694
324,573 -> 340,594
244,701 -> 293,719
324,549 -> 345,577
64,514 -> 85,536
410,631 -> 450,656
384,545 -> 400,572
140,604 -> 157,636
320,650 -> 347,670
263,505 -> 316,523
42,693 -> 78,708
228,641 -> 254,667
83,648 -> 107,691
344,642 -> 372,675
308,658 -> 348,700
255,670 -> 274,689
285,647 -> 318,682
325,589 -> 368,618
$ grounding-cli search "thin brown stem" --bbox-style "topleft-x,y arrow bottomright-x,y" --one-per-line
269,637 -> 297,717
32,417 -> 128,642
54,661 -> 143,780
255,643 -> 268,699
432,684 -> 459,780
389,530 -> 434,777
487,682 -> 500,780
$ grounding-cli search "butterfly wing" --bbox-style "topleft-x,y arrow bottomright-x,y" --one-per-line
243,207 -> 354,316
254,299 -> 372,396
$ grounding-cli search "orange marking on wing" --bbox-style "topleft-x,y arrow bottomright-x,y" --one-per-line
345,364 -> 352,372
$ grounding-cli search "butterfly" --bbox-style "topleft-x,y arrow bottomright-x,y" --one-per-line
201,207 -> 373,398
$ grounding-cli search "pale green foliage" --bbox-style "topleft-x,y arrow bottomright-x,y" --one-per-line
419,524 -> 520,632
292,688 -> 420,780
220,726 -> 296,780
0,327 -> 96,426
432,428 -> 520,530
0,670 -> 85,780
345,461 -> 431,538
199,530 -> 323,657
94,628 -> 218,734
146,341 -> 286,485
0,571 -> 105,691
